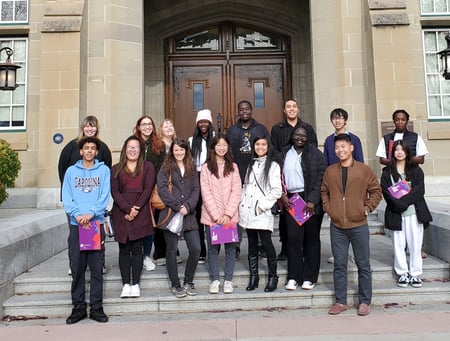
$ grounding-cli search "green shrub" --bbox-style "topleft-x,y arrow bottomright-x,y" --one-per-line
0,139 -> 21,206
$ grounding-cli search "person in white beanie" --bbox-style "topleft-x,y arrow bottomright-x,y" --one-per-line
189,109 -> 215,264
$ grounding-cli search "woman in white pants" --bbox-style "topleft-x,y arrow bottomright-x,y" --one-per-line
380,140 -> 432,288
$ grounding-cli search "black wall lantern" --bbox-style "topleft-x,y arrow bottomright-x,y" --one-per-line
0,47 -> 21,90
437,32 -> 450,80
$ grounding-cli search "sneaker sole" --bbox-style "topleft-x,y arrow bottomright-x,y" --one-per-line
397,283 -> 408,288
411,284 -> 422,288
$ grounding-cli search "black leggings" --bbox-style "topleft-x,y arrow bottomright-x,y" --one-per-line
118,238 -> 144,285
246,229 -> 276,261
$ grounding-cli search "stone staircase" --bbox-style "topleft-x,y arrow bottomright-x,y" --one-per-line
3,215 -> 450,318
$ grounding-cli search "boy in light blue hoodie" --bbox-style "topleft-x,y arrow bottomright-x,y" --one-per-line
62,136 -> 110,324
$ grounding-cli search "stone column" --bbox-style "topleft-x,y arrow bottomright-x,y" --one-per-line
37,0 -> 144,208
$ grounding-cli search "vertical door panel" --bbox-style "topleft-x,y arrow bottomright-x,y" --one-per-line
231,62 -> 285,131
172,64 -> 224,139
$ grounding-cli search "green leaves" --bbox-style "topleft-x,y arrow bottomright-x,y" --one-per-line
0,139 -> 21,205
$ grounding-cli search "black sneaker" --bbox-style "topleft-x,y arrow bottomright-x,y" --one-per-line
397,274 -> 409,288
183,282 -> 199,296
89,307 -> 108,323
410,276 -> 422,288
171,285 -> 187,298
66,308 -> 87,324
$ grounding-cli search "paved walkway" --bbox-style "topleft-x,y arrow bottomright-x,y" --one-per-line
1,303 -> 450,340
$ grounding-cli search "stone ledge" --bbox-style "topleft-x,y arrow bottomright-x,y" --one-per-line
0,209 -> 67,318
370,13 -> 410,26
368,0 -> 406,10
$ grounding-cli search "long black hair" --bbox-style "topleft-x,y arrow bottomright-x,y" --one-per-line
389,140 -> 415,182
190,122 -> 215,166
244,135 -> 279,187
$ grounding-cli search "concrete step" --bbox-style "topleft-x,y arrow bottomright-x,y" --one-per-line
4,281 -> 450,318
3,231 -> 449,319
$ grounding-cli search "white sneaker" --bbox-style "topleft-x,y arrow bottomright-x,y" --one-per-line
130,284 -> 140,297
144,256 -> 156,271
68,268 -> 72,276
224,281 -> 234,294
209,280 -> 220,294
327,256 -> 334,264
301,281 -> 316,290
120,284 -> 131,298
285,279 -> 298,290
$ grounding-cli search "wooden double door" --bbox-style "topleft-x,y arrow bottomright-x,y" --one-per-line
165,34 -> 291,139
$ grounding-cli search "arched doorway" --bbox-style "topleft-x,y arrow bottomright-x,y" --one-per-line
165,21 -> 291,139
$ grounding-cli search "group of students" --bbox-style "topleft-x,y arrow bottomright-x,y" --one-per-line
58,101 -> 432,324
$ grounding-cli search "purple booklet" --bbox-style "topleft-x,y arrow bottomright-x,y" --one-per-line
209,222 -> 239,245
78,221 -> 101,251
287,193 -> 312,227
388,179 -> 411,199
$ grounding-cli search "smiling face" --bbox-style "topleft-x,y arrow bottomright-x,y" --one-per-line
197,119 -> 211,136
214,137 -> 228,158
80,142 -> 98,162
125,139 -> 141,162
334,139 -> 354,164
139,117 -> 153,140
254,138 -> 268,158
82,124 -> 97,137
284,100 -> 299,120
238,102 -> 252,123
291,127 -> 308,149
173,143 -> 186,162
331,114 -> 346,131
393,144 -> 407,161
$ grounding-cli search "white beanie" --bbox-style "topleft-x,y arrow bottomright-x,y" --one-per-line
196,109 -> 212,123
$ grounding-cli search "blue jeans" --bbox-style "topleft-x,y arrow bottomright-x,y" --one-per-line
163,229 -> 200,288
205,226 -> 237,281
330,223 -> 372,305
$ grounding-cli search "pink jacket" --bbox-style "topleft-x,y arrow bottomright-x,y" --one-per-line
200,162 -> 242,226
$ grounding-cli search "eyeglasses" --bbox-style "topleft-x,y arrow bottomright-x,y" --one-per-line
140,123 -> 152,127
126,146 -> 140,151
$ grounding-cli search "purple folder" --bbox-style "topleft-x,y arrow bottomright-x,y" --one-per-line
388,179 -> 411,199
287,193 -> 312,227
209,223 -> 239,245
78,221 -> 101,251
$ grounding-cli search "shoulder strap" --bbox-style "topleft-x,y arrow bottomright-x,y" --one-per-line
253,172 -> 266,196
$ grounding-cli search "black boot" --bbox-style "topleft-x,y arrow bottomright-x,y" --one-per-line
264,256 -> 278,292
246,255 -> 259,291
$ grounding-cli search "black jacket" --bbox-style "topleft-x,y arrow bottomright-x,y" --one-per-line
282,143 -> 327,215
225,118 -> 269,182
271,118 -> 318,153
380,165 -> 432,230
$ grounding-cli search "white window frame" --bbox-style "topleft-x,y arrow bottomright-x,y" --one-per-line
422,29 -> 450,120
421,0 -> 450,15
0,0 -> 28,24
0,37 -> 27,130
